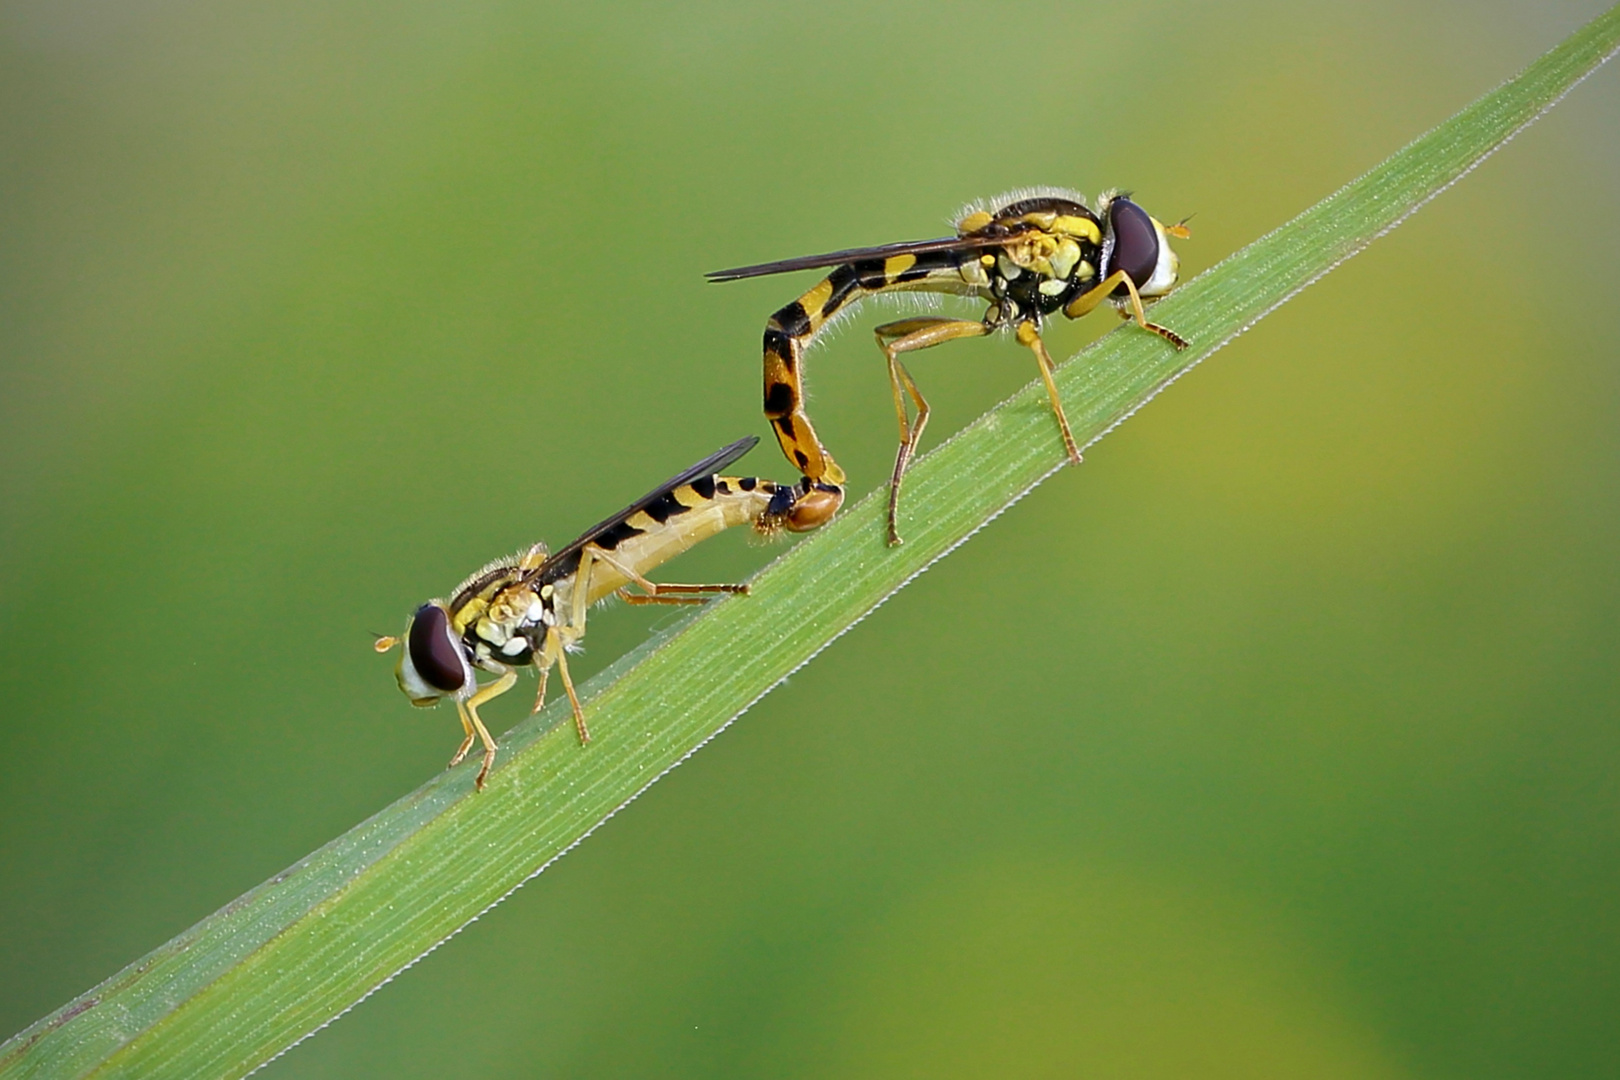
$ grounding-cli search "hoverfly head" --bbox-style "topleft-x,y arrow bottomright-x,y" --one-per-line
1099,193 -> 1182,298
393,601 -> 470,706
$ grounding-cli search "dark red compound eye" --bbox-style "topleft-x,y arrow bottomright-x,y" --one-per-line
1108,197 -> 1160,289
408,603 -> 466,693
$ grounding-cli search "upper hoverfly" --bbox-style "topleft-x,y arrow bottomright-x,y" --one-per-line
374,436 -> 836,790
709,189 -> 1191,545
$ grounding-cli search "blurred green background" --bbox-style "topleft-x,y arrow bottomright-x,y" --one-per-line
3,0 -> 1618,1075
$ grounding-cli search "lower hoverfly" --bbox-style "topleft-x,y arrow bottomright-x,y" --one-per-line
374,436 -> 836,790
709,188 -> 1191,545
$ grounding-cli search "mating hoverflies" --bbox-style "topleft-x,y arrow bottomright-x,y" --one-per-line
710,188 -> 1191,545
374,437 -> 836,790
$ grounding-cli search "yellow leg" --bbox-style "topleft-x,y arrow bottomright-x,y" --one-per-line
449,702 -> 478,769
872,317 -> 991,546
590,546 -> 749,601
1063,270 -> 1188,349
617,591 -> 710,606
616,586 -> 745,606
552,641 -> 589,745
1014,320 -> 1082,465
569,548 -> 598,634
530,665 -> 550,715
459,670 -> 517,791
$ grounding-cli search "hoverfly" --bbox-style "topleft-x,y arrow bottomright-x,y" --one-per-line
710,189 -> 1191,545
374,436 -> 837,790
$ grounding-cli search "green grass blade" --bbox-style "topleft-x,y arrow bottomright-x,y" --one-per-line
5,8 -> 1618,1078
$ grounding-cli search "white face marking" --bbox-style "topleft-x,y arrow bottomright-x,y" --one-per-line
1140,218 -> 1180,297
395,650 -> 442,705
501,637 -> 528,656
1038,278 -> 1068,297
526,599 -> 545,622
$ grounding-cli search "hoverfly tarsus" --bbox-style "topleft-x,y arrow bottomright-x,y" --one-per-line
374,436 -> 838,790
709,189 -> 1191,545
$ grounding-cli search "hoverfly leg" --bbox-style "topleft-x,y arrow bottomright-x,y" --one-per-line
569,547 -> 599,635
872,317 -> 991,545
461,670 -> 517,791
449,701 -> 478,769
616,589 -> 709,606
588,546 -> 668,595
591,545 -> 747,606
551,642 -> 589,745
1014,320 -> 1082,465
616,585 -> 746,606
1064,270 -> 1188,350
531,665 -> 550,716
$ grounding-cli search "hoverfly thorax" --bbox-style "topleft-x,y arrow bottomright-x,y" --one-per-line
977,195 -> 1107,325
466,583 -> 544,669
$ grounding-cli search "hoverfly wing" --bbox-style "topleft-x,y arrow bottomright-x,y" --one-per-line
706,233 -> 1015,282
529,436 -> 761,583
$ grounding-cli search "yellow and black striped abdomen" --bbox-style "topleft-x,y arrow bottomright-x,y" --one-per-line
762,251 -> 972,485
578,474 -> 798,606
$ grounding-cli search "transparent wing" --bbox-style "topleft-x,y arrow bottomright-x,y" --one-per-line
706,233 -> 1016,282
531,436 -> 760,581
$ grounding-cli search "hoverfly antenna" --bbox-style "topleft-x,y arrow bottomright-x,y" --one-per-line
1167,212 -> 1195,240
373,634 -> 400,653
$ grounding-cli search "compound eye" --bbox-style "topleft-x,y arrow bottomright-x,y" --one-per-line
1108,198 -> 1160,289
407,603 -> 466,693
